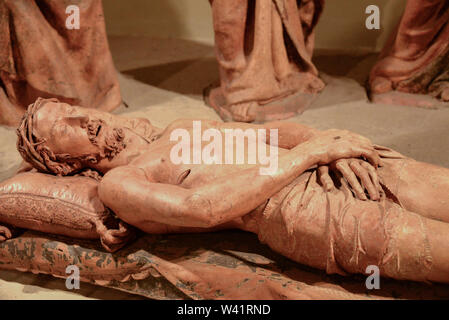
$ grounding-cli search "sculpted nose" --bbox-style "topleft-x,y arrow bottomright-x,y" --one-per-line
64,115 -> 90,128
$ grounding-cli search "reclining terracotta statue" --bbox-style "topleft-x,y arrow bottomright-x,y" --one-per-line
7,98 -> 449,284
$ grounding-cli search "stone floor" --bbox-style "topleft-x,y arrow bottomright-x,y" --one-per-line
0,36 -> 447,299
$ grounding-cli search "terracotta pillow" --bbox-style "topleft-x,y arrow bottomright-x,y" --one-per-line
0,172 -> 135,252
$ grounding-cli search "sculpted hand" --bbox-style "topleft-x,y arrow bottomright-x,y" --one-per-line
94,219 -> 135,252
305,129 -> 381,167
318,158 -> 383,201
0,224 -> 20,242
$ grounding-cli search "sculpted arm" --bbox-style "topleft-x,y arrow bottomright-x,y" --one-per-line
224,121 -> 319,149
98,150 -> 313,228
263,121 -> 319,149
261,121 -> 383,200
99,132 -> 379,228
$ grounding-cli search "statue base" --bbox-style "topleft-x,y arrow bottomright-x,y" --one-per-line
204,85 -> 317,123
370,91 -> 448,109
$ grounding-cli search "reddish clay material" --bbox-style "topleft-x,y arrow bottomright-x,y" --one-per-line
0,172 -> 134,252
8,98 -> 449,286
206,0 -> 325,122
3,230 -> 449,299
0,0 -> 121,127
368,0 -> 449,107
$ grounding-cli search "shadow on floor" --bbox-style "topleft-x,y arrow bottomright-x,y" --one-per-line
313,50 -> 379,86
115,35 -> 380,105
122,57 -> 219,98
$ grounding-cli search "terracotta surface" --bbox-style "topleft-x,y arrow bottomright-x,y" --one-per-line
0,0 -> 121,127
368,0 -> 449,107
1,37 -> 448,300
206,0 -> 325,122
0,172 -> 134,252
3,98 -> 449,293
2,229 -> 449,300
1,24 -> 449,298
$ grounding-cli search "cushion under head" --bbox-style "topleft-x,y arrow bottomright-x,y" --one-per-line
0,172 -> 134,252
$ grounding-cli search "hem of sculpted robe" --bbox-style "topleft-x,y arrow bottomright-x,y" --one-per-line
0,0 -> 121,127
368,0 -> 449,108
206,0 -> 325,123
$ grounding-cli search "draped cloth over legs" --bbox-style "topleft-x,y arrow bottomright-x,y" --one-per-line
207,0 -> 325,122
257,147 -> 435,282
0,0 -> 121,127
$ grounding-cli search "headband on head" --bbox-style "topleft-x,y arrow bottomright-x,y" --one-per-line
16,97 -> 127,177
16,97 -> 80,175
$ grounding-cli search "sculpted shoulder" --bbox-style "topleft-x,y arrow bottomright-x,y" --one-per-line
163,119 -> 194,133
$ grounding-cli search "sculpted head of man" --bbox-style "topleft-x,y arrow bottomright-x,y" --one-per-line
17,98 -> 125,176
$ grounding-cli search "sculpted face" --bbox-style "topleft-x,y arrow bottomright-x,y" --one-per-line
32,101 -> 118,158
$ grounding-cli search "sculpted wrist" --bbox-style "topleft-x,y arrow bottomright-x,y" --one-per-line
292,142 -> 321,168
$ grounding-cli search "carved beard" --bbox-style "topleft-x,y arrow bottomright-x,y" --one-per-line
85,119 -> 126,160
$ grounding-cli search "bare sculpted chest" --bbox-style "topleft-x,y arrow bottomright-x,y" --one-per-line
113,120 -> 286,234
129,120 -> 286,189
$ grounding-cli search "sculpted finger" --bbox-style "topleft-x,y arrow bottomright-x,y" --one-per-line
350,161 -> 379,201
335,160 -> 367,200
361,161 -> 383,197
373,144 -> 390,151
108,222 -> 133,238
0,226 -> 12,239
360,148 -> 381,168
94,219 -> 133,251
0,225 -> 15,242
345,145 -> 379,167
318,166 -> 334,192
0,225 -> 21,242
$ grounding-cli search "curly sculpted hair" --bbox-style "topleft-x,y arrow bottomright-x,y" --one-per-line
16,98 -> 97,176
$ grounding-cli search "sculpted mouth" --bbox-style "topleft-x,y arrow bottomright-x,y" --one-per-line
87,120 -> 104,144
95,125 -> 102,137
85,119 -> 126,159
